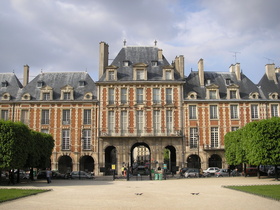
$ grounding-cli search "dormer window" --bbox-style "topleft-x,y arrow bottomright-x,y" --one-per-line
230,90 -> 237,99
206,84 -> 220,99
22,93 -> 31,100
269,92 -> 278,100
206,79 -> 211,85
37,80 -> 44,88
226,84 -> 240,99
40,86 -> 53,100
226,79 -> 231,85
123,61 -> 129,66
133,63 -> 148,80
187,92 -> 197,100
60,85 -> 74,100
249,92 -> 259,99
84,92 -> 93,100
2,93 -> 10,100
1,81 -> 8,87
151,61 -> 158,67
105,65 -> 118,81
209,90 -> 217,99
108,71 -> 115,81
79,80 -> 86,86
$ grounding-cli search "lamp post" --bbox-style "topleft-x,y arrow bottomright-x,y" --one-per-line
196,134 -> 200,169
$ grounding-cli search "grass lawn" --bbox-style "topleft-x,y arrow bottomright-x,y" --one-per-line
226,185 -> 280,201
0,188 -> 49,203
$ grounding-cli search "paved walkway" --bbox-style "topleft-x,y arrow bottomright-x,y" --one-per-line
1,176 -> 280,210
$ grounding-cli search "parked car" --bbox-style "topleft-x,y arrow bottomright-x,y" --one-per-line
70,171 -> 93,179
37,170 -> 68,179
215,169 -> 230,177
179,168 -> 189,177
14,170 -> 28,179
245,167 -> 258,176
203,167 -> 220,175
184,168 -> 200,178
267,166 -> 280,177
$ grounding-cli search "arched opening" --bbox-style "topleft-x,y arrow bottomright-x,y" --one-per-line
80,156 -> 94,173
105,146 -> 117,175
186,154 -> 201,169
164,145 -> 176,174
131,142 -> 150,175
208,154 -> 222,168
58,155 -> 72,174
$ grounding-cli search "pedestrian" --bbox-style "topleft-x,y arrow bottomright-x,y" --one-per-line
46,168 -> 52,184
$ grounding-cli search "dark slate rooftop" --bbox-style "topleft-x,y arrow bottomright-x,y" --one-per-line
258,73 -> 280,99
0,73 -> 23,101
20,72 -> 97,101
184,71 -> 260,100
99,46 -> 182,81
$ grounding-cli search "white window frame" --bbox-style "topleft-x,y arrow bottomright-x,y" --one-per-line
121,88 -> 127,104
21,110 -> 29,125
62,129 -> 70,150
189,105 -> 197,119
41,110 -> 50,125
136,110 -> 144,134
190,127 -> 198,148
166,110 -> 173,134
251,104 -> 259,119
230,105 -> 239,119
82,129 -> 91,150
136,88 -> 144,104
153,110 -> 160,134
62,110 -> 71,125
271,104 -> 279,117
210,105 -> 218,119
83,109 -> 91,124
108,88 -> 115,105
1,110 -> 8,120
153,88 -> 160,104
166,88 -> 172,104
108,111 -> 115,134
120,111 -> 128,134
211,127 -> 219,148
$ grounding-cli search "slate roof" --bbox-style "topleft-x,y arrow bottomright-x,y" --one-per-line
0,73 -> 23,101
20,72 -> 97,101
99,46 -> 182,81
184,71 -> 260,100
258,73 -> 280,99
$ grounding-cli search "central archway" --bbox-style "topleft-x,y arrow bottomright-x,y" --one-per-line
164,145 -> 176,174
105,146 -> 117,175
131,142 -> 150,175
80,156 -> 94,173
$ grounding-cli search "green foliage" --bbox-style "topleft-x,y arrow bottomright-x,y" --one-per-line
0,189 -> 49,203
163,149 -> 170,162
225,117 -> 280,166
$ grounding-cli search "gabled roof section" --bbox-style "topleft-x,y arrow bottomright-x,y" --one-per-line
21,72 -> 97,101
184,71 -> 260,100
0,73 -> 23,101
258,73 -> 280,99
99,46 -> 182,81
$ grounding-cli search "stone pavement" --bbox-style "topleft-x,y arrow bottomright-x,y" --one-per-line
1,176 -> 280,210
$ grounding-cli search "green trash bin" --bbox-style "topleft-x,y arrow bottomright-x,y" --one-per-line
159,173 -> 163,180
155,173 -> 159,180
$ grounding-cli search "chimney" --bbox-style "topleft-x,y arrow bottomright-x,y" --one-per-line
174,55 -> 184,79
99,42 -> 109,79
235,63 -> 241,81
23,65 -> 29,87
265,63 -> 277,84
198,58 -> 204,86
229,64 -> 235,73
158,49 -> 163,61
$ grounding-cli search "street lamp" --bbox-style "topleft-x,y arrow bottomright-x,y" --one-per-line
196,134 -> 200,169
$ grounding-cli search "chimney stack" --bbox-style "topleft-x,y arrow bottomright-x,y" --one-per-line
174,55 -> 184,79
158,49 -> 163,61
99,42 -> 109,79
265,63 -> 277,84
198,58 -> 204,86
23,65 -> 29,87
229,63 -> 241,81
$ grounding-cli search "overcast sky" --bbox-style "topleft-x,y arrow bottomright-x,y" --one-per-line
1,0 -> 279,83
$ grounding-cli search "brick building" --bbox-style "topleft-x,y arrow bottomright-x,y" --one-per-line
0,42 -> 279,175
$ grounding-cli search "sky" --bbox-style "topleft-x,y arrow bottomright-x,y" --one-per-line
0,0 -> 280,84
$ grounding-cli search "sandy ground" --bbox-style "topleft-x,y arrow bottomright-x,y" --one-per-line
1,176 -> 280,210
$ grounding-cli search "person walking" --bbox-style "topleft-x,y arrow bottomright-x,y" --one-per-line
46,168 -> 52,184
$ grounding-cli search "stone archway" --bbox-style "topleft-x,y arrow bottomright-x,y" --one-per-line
186,154 -> 201,169
164,145 -> 176,173
80,156 -> 94,173
58,155 -> 72,174
130,142 -> 151,175
105,146 -> 117,175
208,154 -> 222,168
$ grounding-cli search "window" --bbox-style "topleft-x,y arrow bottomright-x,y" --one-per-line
121,88 -> 127,104
1,110 -> 8,120
43,93 -> 50,100
41,129 -> 49,134
153,88 -> 160,104
63,92 -> 71,100
152,61 -> 158,67
123,61 -> 129,66
226,79 -> 231,85
166,88 -> 172,104
209,90 -> 217,99
108,111 -> 115,134
41,110 -> 50,125
165,71 -> 172,80
136,110 -> 144,134
190,127 -> 198,148
82,129 -> 91,150
62,129 -> 70,150
136,88 -> 144,104
83,109 -> 91,124
271,104 -> 278,117
230,90 -> 237,99
108,88 -> 115,105
231,127 -> 239,131
37,81 -> 44,88
62,110 -> 70,125
251,105 -> 259,119
211,127 -> 219,148
120,111 -> 127,134
153,110 -> 160,134
21,110 -> 29,124
136,69 -> 144,80
79,80 -> 86,86
108,71 -> 115,81
210,105 -> 218,119
230,105 -> 239,119
166,110 -> 172,134
189,105 -> 197,119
